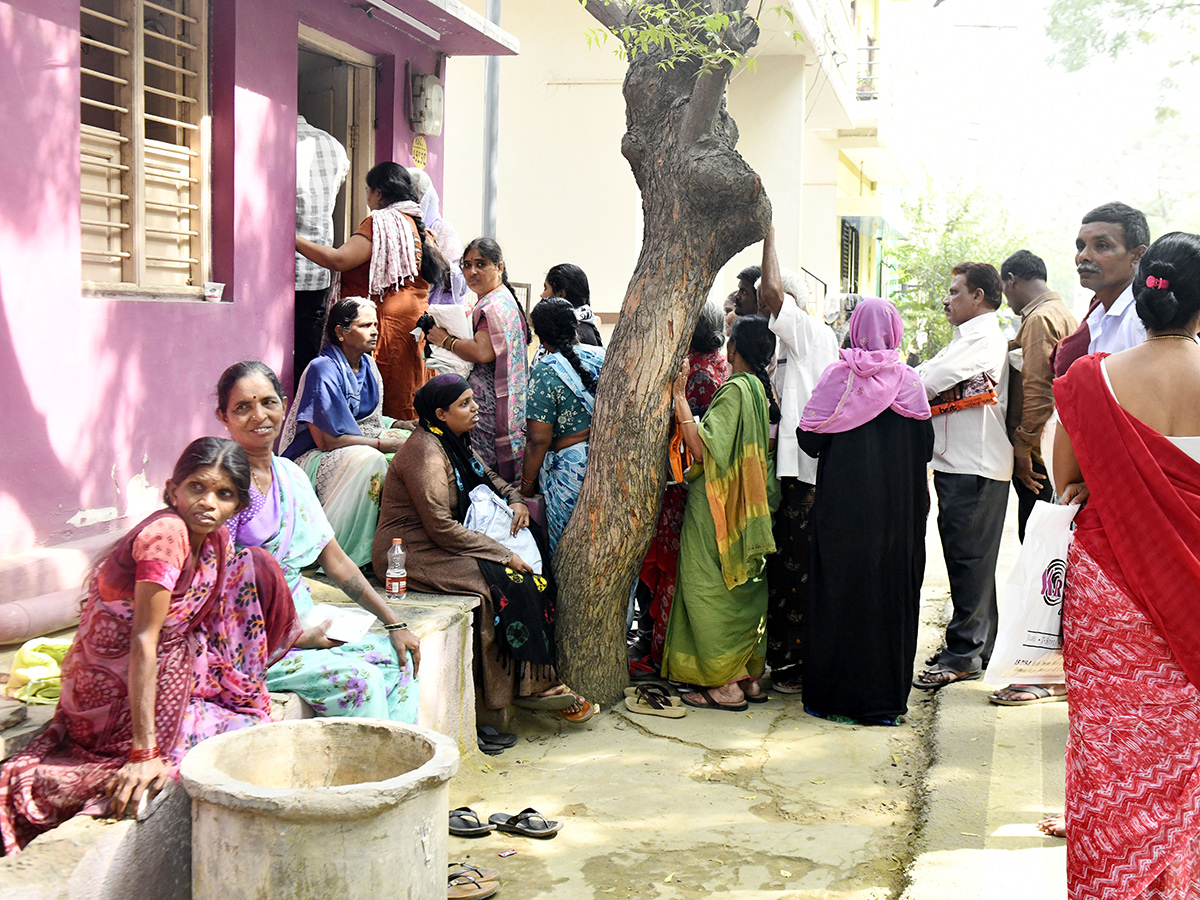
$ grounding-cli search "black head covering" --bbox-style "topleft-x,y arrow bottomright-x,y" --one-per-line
414,374 -> 494,520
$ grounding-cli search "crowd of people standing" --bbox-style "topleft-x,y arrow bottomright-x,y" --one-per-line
3,164 -> 1198,900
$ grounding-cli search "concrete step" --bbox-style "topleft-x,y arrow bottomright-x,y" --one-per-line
0,533 -> 120,606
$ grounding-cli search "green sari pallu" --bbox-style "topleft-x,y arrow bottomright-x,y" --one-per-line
662,373 -> 780,687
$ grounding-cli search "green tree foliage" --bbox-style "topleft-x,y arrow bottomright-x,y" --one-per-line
1047,0 -> 1199,70
886,185 -> 1026,361
1047,0 -> 1200,119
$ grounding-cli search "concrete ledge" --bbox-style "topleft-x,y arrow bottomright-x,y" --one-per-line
0,534 -> 121,607
0,780 -> 190,900
306,579 -> 479,755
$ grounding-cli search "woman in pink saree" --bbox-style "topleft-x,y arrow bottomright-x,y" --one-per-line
425,237 -> 529,483
0,439 -> 299,854
1055,232 -> 1200,899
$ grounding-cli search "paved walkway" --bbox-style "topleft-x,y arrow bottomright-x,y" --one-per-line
905,491 -> 1067,900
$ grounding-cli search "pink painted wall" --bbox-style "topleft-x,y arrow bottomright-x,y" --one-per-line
0,0 -> 449,557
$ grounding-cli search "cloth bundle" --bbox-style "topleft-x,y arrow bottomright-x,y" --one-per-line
463,485 -> 543,574
5,637 -> 73,704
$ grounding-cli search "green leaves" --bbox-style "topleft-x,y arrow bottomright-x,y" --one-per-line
886,183 -> 1026,361
581,0 -> 752,74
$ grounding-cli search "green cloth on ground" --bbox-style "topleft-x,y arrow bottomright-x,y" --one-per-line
662,374 -> 780,688
6,637 -> 73,704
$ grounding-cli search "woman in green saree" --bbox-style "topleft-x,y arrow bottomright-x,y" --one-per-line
662,315 -> 781,711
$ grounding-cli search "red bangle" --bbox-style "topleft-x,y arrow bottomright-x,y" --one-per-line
376,437 -> 381,450
129,745 -> 160,762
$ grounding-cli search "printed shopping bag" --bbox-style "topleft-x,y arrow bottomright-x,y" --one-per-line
983,500 -> 1079,685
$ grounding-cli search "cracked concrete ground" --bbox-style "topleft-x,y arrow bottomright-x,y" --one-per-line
449,492 -> 1068,900
450,682 -> 931,900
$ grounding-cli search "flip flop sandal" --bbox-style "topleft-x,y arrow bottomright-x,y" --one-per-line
743,685 -> 769,704
449,862 -> 500,882
624,687 -> 686,718
477,738 -> 505,756
623,684 -> 679,705
770,679 -> 804,694
488,807 -> 563,838
513,689 -> 577,711
448,874 -> 500,900
680,687 -> 749,712
477,725 -> 517,747
988,684 -> 1068,706
912,665 -> 982,691
629,657 -> 659,679
558,697 -> 599,724
449,807 -> 496,837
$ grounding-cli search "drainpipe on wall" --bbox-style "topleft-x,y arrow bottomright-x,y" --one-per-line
481,0 -> 501,238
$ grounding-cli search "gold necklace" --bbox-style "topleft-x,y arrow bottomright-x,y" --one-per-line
251,469 -> 270,495
1144,333 -> 1198,343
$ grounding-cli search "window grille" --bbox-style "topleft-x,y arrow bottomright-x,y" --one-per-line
81,0 -> 208,291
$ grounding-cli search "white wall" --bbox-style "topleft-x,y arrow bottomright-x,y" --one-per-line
443,0 -> 638,315
444,2 -> 820,317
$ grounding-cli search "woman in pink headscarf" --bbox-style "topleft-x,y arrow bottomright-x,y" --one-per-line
796,298 -> 933,725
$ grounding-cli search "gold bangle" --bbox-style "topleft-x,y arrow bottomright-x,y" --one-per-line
678,418 -> 695,425
383,621 -> 409,632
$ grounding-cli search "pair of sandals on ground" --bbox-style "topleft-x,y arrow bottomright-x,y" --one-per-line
447,808 -> 563,899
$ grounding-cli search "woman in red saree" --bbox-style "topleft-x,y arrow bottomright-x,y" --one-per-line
0,439 -> 300,854
1055,231 -> 1200,899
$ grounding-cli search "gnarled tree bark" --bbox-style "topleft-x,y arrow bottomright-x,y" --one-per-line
555,0 -> 771,703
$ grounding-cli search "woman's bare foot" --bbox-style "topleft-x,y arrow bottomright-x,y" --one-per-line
743,679 -> 765,700
1037,813 -> 1066,838
686,682 -> 744,706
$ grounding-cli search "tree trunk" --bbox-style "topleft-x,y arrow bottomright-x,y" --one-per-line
555,1 -> 771,704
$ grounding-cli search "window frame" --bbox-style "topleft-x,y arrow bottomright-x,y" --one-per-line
80,0 -> 210,299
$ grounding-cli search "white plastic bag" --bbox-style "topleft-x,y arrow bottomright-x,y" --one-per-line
463,484 -> 543,574
983,500 -> 1079,685
424,305 -> 473,376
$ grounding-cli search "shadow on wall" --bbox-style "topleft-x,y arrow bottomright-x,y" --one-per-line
0,279 -> 84,547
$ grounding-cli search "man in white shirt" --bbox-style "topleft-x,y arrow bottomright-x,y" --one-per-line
913,263 -> 1012,690
756,226 -> 839,692
1051,202 -> 1150,377
294,115 -> 350,391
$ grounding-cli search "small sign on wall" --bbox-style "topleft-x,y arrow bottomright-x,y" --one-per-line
412,135 -> 427,169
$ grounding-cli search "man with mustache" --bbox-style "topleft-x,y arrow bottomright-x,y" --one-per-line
913,262 -> 1012,690
1052,202 -> 1150,377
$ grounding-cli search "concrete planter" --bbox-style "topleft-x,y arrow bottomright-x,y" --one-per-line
180,718 -> 458,900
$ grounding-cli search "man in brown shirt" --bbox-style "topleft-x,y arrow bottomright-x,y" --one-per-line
1001,250 -> 1078,540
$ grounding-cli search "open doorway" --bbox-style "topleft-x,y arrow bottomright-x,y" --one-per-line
297,25 -> 376,244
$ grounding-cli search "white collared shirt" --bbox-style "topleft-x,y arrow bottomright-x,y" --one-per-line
769,290 -> 840,483
916,311 -> 1013,481
1086,283 -> 1145,354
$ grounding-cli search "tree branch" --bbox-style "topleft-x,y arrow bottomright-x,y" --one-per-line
680,66 -> 728,145
578,0 -> 633,34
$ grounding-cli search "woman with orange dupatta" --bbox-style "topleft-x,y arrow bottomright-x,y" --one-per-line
661,316 -> 780,712
1055,232 -> 1200,900
296,162 -> 448,421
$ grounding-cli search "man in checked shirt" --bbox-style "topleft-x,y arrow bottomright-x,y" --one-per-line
294,115 -> 350,391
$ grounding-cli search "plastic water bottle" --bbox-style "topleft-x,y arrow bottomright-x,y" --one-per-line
385,538 -> 407,601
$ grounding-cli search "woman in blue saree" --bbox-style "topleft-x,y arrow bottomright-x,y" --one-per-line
217,360 -> 420,722
519,298 -> 605,553
280,297 -> 409,568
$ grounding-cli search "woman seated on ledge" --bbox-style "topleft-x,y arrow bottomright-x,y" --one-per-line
280,297 -> 407,568
373,374 -> 595,723
0,438 -> 300,854
520,297 -> 605,553
216,361 -> 421,723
